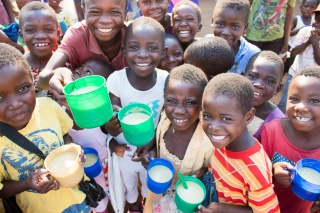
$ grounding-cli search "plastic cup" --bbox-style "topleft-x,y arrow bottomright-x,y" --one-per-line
44,145 -> 84,188
291,158 -> 320,201
63,75 -> 113,129
118,103 -> 155,146
83,147 -> 102,178
175,176 -> 206,213
147,158 -> 174,194
59,21 -> 68,34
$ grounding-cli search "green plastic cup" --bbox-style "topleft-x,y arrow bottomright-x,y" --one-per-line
175,176 -> 206,213
63,75 -> 113,128
118,103 -> 155,146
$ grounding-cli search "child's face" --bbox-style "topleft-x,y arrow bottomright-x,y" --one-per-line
202,95 -> 254,150
73,59 -> 112,79
300,1 -> 317,18
158,37 -> 183,71
286,76 -> 320,132
48,0 -> 62,8
85,0 -> 126,43
123,27 -> 165,78
212,8 -> 247,51
138,0 -> 170,23
244,58 -> 281,107
172,4 -> 202,44
0,65 -> 36,130
19,10 -> 59,58
164,80 -> 201,132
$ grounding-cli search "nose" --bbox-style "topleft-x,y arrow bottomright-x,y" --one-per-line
150,2 -> 160,10
99,13 -> 112,24
221,27 -> 231,36
294,101 -> 308,112
174,104 -> 185,114
35,30 -> 46,39
252,81 -> 264,89
208,119 -> 221,132
138,49 -> 149,58
8,95 -> 23,110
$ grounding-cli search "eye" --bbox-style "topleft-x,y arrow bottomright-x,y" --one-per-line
129,45 -> 138,50
222,117 -> 231,121
88,10 -> 100,15
232,25 -> 240,30
166,99 -> 175,104
149,46 -> 158,51
202,113 -> 211,119
173,18 -> 181,22
19,86 -> 29,92
266,79 -> 275,84
0,96 -> 3,102
215,22 -> 223,27
246,73 -> 256,79
110,11 -> 120,15
310,99 -> 320,103
289,96 -> 298,102
84,69 -> 92,75
25,29 -> 35,33
186,101 -> 196,106
174,51 -> 183,57
187,17 -> 195,21
45,28 -> 54,32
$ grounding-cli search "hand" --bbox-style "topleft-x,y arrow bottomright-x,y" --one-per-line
273,162 -> 294,186
140,150 -> 156,169
193,168 -> 208,179
279,46 -> 288,63
14,43 -> 25,54
49,67 -> 73,107
198,202 -> 219,213
26,169 -> 59,193
65,143 -> 85,165
109,138 -> 130,157
309,28 -> 320,45
102,105 -> 122,136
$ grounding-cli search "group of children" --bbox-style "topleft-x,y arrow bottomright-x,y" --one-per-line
0,0 -> 320,212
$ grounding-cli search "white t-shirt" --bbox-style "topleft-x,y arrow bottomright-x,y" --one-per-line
107,67 -> 168,144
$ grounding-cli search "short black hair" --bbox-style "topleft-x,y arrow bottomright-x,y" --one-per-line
203,73 -> 254,115
293,66 -> 320,80
184,37 -> 235,78
245,50 -> 284,77
83,0 -> 127,12
125,17 -> 165,46
84,58 -> 114,79
172,0 -> 202,23
164,64 -> 208,95
19,1 -> 57,26
214,0 -> 250,24
302,0 -> 319,5
0,43 -> 32,78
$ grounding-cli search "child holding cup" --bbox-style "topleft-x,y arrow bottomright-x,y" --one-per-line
102,17 -> 168,212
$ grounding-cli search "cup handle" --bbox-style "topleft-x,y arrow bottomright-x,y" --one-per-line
285,168 -> 295,181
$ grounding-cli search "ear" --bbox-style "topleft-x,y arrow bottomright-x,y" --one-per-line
161,46 -> 168,59
198,24 -> 202,32
137,0 -> 140,9
245,107 -> 256,125
275,83 -> 281,95
121,46 -> 126,56
18,29 -> 24,42
244,22 -> 248,34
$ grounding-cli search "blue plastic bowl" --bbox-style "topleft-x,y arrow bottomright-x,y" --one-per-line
147,158 -> 174,194
83,147 -> 102,178
291,158 -> 320,201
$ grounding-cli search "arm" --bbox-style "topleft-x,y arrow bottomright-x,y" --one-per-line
199,202 -> 253,213
0,30 -> 24,54
280,5 -> 294,55
2,0 -> 15,23
0,169 -> 59,198
74,0 -> 84,21
290,39 -> 310,57
38,51 -> 69,90
63,133 -> 74,144
290,16 -> 300,36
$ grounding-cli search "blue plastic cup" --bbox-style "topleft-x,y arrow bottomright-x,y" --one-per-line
59,21 -> 68,34
147,158 -> 174,194
83,147 -> 102,178
291,158 -> 320,201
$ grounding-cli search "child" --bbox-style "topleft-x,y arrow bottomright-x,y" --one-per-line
200,73 -> 280,212
244,51 -> 285,141
0,43 -> 90,213
149,64 -> 213,212
37,0 -> 128,105
48,0 -> 76,34
184,37 -> 235,79
171,0 -> 202,50
69,59 -> 113,213
261,67 -> 320,213
157,33 -> 183,72
137,0 -> 172,33
246,0 -> 295,60
212,0 -> 260,74
278,4 -> 320,113
103,17 -> 168,212
19,2 -> 59,97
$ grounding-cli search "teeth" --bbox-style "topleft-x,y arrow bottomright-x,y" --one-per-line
295,117 -> 311,122
34,43 -> 48,47
254,92 -> 263,97
179,31 -> 189,34
98,28 -> 112,33
136,63 -> 149,67
174,119 -> 187,123
211,135 -> 226,141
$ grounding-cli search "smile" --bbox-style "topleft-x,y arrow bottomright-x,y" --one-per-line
295,117 -> 312,122
34,43 -> 49,47
210,135 -> 226,141
179,31 -> 190,37
98,28 -> 112,33
174,119 -> 187,123
136,63 -> 150,67
254,92 -> 263,97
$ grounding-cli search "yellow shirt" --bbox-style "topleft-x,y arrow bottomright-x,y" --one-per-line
0,97 -> 85,213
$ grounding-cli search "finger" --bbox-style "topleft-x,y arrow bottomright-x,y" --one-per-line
112,105 -> 121,111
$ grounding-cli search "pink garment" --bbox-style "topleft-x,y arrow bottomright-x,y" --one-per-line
57,20 -> 127,70
0,0 -> 10,25
261,119 -> 320,213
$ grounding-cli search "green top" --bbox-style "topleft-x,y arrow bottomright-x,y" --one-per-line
246,0 -> 296,42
